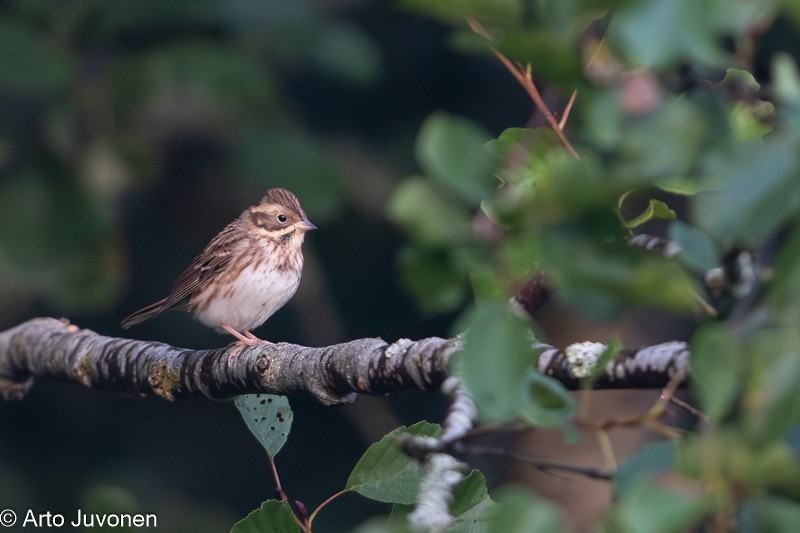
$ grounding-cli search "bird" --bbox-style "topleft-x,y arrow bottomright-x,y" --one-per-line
121,187 -> 316,347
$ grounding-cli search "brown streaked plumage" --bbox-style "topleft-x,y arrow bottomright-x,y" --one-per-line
121,187 -> 316,347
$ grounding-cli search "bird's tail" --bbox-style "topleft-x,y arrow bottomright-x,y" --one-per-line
120,299 -> 168,329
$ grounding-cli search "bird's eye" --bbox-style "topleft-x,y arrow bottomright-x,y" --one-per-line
277,213 -> 288,223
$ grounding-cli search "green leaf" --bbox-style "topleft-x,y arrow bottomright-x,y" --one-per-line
623,199 -> 677,229
613,441 -> 676,498
744,346 -> 800,446
745,495 -> 800,532
397,246 -> 469,312
607,0 -> 732,70
689,323 -> 741,421
387,178 -> 472,246
231,500 -> 299,533
667,220 -> 720,271
483,486 -> 562,533
453,300 -> 535,421
610,474 -> 713,533
692,136 -> 800,247
234,394 -> 293,458
416,112 -> 498,204
616,98 -> 710,183
346,422 -> 441,504
518,370 -> 576,426
767,221 -> 800,320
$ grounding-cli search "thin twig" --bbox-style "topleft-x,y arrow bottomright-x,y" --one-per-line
559,90 -> 578,130
459,444 -> 612,480
467,17 -> 580,160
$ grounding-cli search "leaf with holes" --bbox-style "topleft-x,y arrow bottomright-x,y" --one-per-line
235,394 -> 294,457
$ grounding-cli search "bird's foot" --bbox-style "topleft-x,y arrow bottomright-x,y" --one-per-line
222,325 -> 272,357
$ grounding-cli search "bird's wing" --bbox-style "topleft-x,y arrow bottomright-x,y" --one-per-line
159,222 -> 241,310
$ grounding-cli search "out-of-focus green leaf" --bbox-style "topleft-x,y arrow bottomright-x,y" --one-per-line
622,199 -> 676,228
416,112 -> 499,204
744,344 -> 800,446
0,17 -> 75,93
387,178 -> 472,246
676,431 -> 800,492
693,136 -> 800,247
772,53 -> 800,134
397,246 -> 469,312
483,486 -> 562,533
453,300 -> 534,421
767,221 -> 800,321
234,394 -> 293,458
519,370 -> 576,426
689,323 -> 741,421
495,30 -> 583,84
608,474 -> 713,533
541,231 -> 697,319
668,220 -> 720,271
231,500 -> 299,533
614,441 -> 676,498
744,496 -> 800,532
617,98 -> 709,183
607,0 -> 733,70
346,422 -> 441,504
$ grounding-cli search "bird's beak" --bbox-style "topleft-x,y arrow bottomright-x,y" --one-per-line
294,218 -> 317,232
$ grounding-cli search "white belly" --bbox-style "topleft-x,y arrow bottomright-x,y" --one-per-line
193,262 -> 302,333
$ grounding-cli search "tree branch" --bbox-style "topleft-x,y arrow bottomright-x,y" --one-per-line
0,318 -> 690,404
0,318 -> 457,405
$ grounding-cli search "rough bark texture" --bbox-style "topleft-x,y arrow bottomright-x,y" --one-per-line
0,318 -> 690,404
0,317 -> 457,404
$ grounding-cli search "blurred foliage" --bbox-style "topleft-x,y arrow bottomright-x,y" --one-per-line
382,0 -> 800,530
0,0 -> 368,315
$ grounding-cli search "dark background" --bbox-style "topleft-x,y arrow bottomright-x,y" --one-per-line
0,1 -> 529,530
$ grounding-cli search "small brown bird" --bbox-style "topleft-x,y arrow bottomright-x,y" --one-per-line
121,187 -> 316,346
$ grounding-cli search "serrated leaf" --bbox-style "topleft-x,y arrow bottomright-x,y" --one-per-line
623,199 -> 677,228
453,300 -> 535,421
231,500 -> 299,533
235,394 -> 293,458
346,422 -> 441,504
689,323 -> 741,421
668,220 -> 720,271
416,112 -> 498,204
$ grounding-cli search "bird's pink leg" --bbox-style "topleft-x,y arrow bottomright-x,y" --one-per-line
221,324 -> 271,357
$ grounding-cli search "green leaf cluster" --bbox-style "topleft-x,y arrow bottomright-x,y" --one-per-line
387,0 -> 800,530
